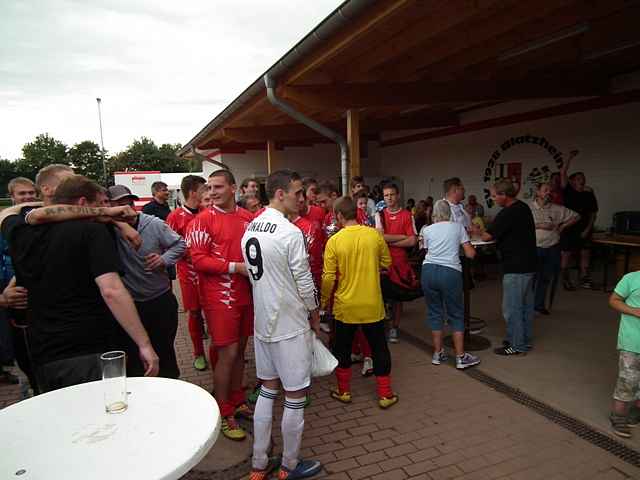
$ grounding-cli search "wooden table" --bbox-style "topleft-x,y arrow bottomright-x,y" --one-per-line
1,377 -> 220,480
591,234 -> 640,291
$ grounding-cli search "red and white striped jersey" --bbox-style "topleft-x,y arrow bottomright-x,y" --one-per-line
186,205 -> 253,308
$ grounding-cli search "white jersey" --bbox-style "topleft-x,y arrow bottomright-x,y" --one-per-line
241,207 -> 318,343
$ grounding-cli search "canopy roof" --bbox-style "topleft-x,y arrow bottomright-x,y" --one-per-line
178,0 -> 640,156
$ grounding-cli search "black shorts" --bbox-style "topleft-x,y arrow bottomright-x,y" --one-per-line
560,227 -> 591,252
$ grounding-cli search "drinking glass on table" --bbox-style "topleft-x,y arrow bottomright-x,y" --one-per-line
101,351 -> 128,413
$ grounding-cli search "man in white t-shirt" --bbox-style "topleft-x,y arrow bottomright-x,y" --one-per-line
241,169 -> 322,480
443,177 -> 471,230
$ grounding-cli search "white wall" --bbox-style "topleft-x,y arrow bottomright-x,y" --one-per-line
201,99 -> 640,229
204,141 -> 385,187
379,102 -> 640,229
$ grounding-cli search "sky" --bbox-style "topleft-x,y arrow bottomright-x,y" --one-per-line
0,0 -> 344,159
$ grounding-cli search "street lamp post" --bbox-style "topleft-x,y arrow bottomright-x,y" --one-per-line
96,98 -> 107,181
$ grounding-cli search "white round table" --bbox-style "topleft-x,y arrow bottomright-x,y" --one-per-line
471,239 -> 496,247
1,377 -> 220,480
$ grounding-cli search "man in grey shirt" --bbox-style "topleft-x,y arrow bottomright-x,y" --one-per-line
108,185 -> 186,378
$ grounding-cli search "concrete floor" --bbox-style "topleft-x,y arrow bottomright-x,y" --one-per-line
399,270 -> 640,449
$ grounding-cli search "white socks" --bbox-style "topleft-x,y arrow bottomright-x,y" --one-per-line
281,396 -> 306,470
252,386 -> 278,470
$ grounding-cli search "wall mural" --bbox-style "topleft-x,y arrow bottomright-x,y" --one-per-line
482,134 -> 567,208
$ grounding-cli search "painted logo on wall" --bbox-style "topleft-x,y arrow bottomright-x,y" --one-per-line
483,135 -> 566,208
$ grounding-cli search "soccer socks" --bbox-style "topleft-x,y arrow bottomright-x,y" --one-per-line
230,388 -> 246,407
376,375 -> 393,398
252,386 -> 278,470
282,396 -> 306,470
336,367 -> 352,394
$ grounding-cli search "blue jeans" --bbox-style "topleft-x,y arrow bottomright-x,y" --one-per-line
503,273 -> 535,352
534,245 -> 560,310
421,264 -> 464,332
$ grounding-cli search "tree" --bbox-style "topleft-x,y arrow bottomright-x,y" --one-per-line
68,141 -> 105,183
21,133 -> 69,176
0,159 -> 19,196
107,138 -> 189,177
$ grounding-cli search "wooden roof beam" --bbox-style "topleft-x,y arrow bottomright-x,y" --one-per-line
222,112 -> 459,142
280,78 -> 609,108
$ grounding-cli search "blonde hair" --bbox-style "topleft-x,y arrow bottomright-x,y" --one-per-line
8,177 -> 35,195
35,164 -> 73,189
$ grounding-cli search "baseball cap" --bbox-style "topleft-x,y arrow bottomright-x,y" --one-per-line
108,185 -> 139,201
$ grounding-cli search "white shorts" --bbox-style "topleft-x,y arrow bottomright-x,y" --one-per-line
254,331 -> 313,392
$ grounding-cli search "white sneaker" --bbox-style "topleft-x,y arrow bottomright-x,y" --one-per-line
432,349 -> 449,365
456,352 -> 481,369
350,353 -> 363,363
361,357 -> 373,376
388,328 -> 399,343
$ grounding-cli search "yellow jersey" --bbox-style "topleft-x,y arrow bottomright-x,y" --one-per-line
321,225 -> 392,324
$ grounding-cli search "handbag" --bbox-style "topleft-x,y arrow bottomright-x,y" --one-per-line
311,332 -> 338,377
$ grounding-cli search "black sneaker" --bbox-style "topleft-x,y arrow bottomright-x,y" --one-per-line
628,408 -> 640,428
611,413 -> 632,438
494,346 -> 524,356
0,370 -> 19,385
563,278 -> 576,291
580,276 -> 593,289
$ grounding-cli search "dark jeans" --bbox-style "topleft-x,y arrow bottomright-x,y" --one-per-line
421,264 -> 465,332
37,353 -> 102,393
534,245 -> 561,310
124,290 -> 180,379
333,320 -> 391,376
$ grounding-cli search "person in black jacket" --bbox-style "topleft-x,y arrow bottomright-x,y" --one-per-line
142,181 -> 171,220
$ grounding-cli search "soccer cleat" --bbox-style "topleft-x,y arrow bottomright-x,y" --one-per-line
235,403 -> 254,420
249,456 -> 281,480
277,459 -> 322,480
431,349 -> 449,365
456,352 -> 481,370
221,416 -> 246,441
361,357 -> 374,377
378,394 -> 399,409
330,389 -> 352,404
193,355 -> 207,371
388,327 -> 399,343
610,413 -> 632,438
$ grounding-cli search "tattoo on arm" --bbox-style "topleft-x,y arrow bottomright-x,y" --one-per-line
42,206 -> 106,217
